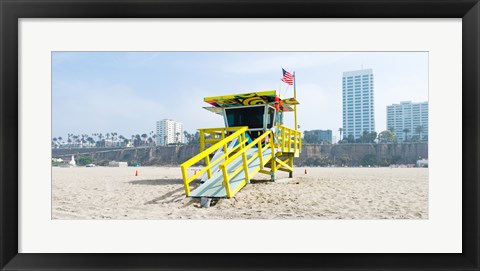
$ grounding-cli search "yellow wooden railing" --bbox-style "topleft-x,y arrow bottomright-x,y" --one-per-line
198,127 -> 244,152
180,126 -> 248,196
219,130 -> 275,198
181,125 -> 300,198
277,125 -> 302,156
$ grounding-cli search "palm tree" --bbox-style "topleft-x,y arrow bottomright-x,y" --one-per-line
361,130 -> 369,143
98,133 -> 104,147
184,131 -> 191,145
415,125 -> 424,141
87,137 -> 95,147
135,134 -> 142,147
151,134 -> 157,146
338,128 -> 343,143
387,127 -> 396,143
73,135 -> 80,147
402,128 -> 410,142
141,133 -> 148,145
80,134 -> 85,147
175,132 -> 181,144
193,132 -> 200,144
378,130 -> 394,143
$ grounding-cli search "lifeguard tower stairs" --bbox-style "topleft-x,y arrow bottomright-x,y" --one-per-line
180,90 -> 302,200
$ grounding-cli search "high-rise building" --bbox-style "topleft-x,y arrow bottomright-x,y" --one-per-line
156,119 -> 185,146
342,69 -> 375,140
387,101 -> 428,141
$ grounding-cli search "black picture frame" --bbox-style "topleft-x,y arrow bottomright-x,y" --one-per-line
1,0 -> 478,270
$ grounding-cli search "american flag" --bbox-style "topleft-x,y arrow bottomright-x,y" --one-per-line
281,68 -> 294,85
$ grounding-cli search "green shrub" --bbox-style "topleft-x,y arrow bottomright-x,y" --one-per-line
391,155 -> 402,164
76,156 -> 94,166
52,161 -> 62,167
361,154 -> 377,166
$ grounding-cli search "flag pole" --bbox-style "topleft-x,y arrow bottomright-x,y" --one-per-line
293,71 -> 297,131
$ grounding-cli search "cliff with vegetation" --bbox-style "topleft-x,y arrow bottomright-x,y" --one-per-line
52,146 -> 198,166
297,143 -> 428,166
52,142 -> 427,167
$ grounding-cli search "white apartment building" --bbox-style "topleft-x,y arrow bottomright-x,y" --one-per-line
156,119 -> 185,146
342,69 -> 375,139
387,101 -> 428,141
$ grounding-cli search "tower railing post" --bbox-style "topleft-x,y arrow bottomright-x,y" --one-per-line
269,131 -> 276,181
199,130 -> 205,152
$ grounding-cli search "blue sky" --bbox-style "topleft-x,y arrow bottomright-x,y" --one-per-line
52,51 -> 428,139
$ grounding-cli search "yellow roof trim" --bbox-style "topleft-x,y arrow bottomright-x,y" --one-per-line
204,90 -> 277,102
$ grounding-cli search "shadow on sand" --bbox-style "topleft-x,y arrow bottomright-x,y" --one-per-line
142,183 -> 202,206
144,186 -> 186,204
249,179 -> 273,184
127,179 -> 202,205
128,178 -> 198,186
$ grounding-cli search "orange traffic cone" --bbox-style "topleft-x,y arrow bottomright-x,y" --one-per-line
135,170 -> 138,176
194,169 -> 197,175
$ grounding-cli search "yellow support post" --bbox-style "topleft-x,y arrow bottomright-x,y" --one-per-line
205,155 -> 212,178
288,129 -> 291,153
289,155 -> 294,178
298,132 -> 302,156
241,146 -> 249,183
293,71 -> 298,131
220,165 -> 232,198
258,140 -> 264,168
199,130 -> 205,152
293,131 -> 297,154
181,165 -> 190,196
221,130 -> 228,156
269,133 -> 276,181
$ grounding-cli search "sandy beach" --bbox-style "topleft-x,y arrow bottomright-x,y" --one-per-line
52,166 -> 428,219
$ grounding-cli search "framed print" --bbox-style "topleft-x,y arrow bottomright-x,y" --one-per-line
1,0 -> 479,270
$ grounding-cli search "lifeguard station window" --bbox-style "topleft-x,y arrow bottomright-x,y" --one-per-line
267,107 -> 275,129
225,106 -> 265,130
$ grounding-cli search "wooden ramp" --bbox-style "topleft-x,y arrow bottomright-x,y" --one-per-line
189,148 -> 272,198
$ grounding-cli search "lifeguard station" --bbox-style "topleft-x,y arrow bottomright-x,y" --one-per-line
180,90 -> 302,202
